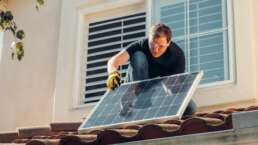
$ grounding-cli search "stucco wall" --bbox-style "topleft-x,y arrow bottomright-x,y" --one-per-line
0,0 -> 61,131
253,0 -> 258,99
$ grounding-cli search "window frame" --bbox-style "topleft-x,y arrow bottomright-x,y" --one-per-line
74,0 -> 236,109
147,0 -> 236,88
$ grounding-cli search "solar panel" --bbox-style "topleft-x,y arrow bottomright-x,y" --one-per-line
79,71 -> 203,133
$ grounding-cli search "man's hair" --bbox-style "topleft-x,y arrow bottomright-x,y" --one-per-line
150,23 -> 172,42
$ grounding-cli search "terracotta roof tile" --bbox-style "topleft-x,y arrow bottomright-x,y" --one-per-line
13,138 -> 31,144
246,105 -> 258,111
0,105 -> 257,145
0,131 -> 19,143
111,129 -> 138,137
50,122 -> 81,132
156,123 -> 180,132
18,126 -> 52,138
26,139 -> 60,145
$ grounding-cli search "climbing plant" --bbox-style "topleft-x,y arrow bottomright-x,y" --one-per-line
0,0 -> 44,60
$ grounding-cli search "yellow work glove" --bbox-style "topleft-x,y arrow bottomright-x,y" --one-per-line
106,71 -> 121,90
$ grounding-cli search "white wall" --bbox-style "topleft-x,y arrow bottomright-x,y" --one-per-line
0,0 -> 61,131
53,0 -> 258,122
253,0 -> 258,99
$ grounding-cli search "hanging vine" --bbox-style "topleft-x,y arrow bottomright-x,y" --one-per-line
0,0 -> 44,60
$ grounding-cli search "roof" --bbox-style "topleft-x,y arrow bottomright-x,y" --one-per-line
0,105 -> 258,145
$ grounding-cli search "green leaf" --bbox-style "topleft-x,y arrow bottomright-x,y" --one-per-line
2,21 -> 11,29
37,0 -> 44,5
36,0 -> 44,11
2,0 -> 45,61
16,30 -> 25,40
15,42 -> 24,61
4,11 -> 14,21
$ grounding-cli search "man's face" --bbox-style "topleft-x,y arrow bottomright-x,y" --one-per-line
149,35 -> 170,58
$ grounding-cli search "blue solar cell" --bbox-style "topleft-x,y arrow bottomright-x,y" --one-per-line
166,105 -> 181,116
80,72 -> 203,131
155,106 -> 170,117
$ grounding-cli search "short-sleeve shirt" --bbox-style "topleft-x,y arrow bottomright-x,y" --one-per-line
126,38 -> 185,78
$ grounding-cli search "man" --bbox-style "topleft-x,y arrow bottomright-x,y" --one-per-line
106,23 -> 196,115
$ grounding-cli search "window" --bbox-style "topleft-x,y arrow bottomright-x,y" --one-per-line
152,0 -> 231,84
84,0 -> 233,103
85,12 -> 146,103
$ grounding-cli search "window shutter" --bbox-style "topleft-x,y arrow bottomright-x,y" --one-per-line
85,12 -> 146,103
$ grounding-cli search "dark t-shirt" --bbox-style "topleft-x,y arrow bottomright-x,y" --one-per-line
126,38 -> 185,78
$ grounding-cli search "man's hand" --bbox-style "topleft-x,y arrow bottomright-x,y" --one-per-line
106,71 -> 121,90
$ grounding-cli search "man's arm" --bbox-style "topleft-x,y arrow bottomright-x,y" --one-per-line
107,49 -> 130,74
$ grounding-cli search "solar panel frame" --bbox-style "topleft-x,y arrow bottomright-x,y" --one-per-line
78,71 -> 203,133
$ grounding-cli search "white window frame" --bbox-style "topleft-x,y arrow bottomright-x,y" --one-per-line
147,0 -> 236,88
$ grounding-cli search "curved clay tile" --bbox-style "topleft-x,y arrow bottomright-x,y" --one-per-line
96,129 -> 130,145
199,117 -> 224,126
59,136 -> 84,145
179,117 -> 209,135
246,105 -> 258,111
213,110 -> 226,114
156,123 -> 180,132
163,119 -> 182,125
195,112 -> 208,117
137,124 -> 172,140
3,106 -> 258,145
123,124 -> 142,130
111,129 -> 139,137
13,138 -> 31,144
31,135 -> 49,139
202,113 -> 227,121
223,108 -> 240,114
27,139 -> 60,145
27,140 -> 46,145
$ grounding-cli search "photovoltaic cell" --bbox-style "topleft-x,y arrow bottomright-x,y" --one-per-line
79,71 -> 203,133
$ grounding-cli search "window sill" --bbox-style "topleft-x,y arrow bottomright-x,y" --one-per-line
71,102 -> 97,110
198,80 -> 235,89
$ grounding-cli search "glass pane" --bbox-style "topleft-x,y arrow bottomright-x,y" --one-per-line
189,32 -> 229,84
190,0 -> 224,34
160,2 -> 187,38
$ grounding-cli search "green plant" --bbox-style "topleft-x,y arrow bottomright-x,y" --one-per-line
0,0 -> 44,60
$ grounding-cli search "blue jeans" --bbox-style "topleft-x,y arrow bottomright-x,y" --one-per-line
126,51 -> 197,116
